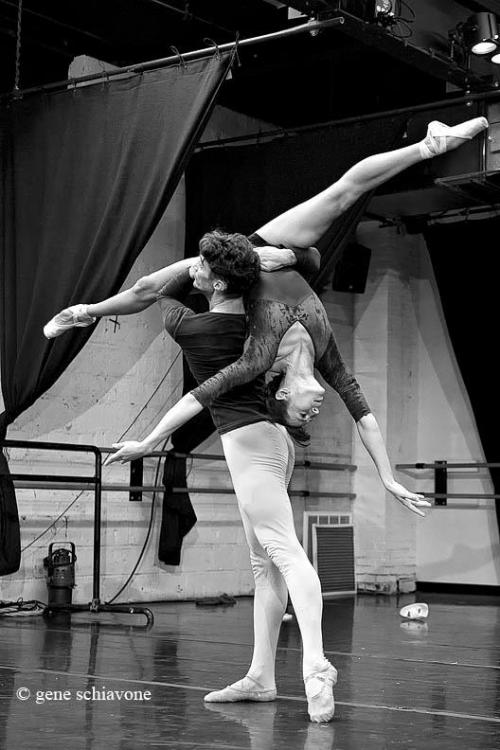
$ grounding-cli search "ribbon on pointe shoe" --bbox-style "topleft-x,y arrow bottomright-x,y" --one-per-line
419,116 -> 488,159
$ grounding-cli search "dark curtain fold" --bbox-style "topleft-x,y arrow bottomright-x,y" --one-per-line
0,53 -> 233,574
424,220 -> 500,536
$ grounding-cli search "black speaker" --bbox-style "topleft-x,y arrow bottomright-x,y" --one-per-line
331,242 -> 372,294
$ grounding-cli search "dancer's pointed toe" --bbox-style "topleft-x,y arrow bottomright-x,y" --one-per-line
419,116 -> 488,159
304,661 -> 337,723
43,304 -> 95,339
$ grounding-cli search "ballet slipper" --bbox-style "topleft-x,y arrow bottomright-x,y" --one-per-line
399,602 -> 429,620
203,675 -> 277,703
419,116 -> 489,159
43,304 -> 96,339
304,661 -> 337,723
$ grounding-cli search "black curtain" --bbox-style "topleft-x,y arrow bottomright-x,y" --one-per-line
0,53 -> 233,574
424,220 -> 500,535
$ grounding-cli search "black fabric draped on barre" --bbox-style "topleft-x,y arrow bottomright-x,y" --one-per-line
0,53 -> 233,575
159,292 -> 214,566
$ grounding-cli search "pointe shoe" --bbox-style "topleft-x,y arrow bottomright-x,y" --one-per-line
43,304 -> 96,339
399,602 -> 429,620
304,661 -> 338,723
203,676 -> 277,703
419,116 -> 489,159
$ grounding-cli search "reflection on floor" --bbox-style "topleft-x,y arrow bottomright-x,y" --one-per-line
1,592 -> 500,749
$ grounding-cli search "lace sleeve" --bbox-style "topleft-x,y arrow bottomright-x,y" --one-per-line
316,332 -> 371,422
191,299 -> 292,407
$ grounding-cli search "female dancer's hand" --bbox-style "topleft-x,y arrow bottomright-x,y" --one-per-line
254,246 -> 295,272
104,441 -> 152,465
384,480 -> 431,518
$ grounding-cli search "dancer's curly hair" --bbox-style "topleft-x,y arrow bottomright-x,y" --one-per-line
266,374 -> 311,447
199,230 -> 260,295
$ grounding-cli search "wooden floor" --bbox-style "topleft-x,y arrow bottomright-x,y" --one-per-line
1,592 -> 500,749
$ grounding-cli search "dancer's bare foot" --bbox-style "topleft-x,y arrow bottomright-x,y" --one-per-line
419,116 -> 489,160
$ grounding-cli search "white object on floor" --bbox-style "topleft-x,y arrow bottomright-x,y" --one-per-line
399,602 -> 429,620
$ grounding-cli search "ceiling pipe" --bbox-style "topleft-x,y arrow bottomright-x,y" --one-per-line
1,16 -> 344,99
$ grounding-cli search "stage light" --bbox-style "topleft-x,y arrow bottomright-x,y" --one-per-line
376,1 -> 395,26
376,1 -> 393,14
491,49 -> 500,64
464,12 -> 499,55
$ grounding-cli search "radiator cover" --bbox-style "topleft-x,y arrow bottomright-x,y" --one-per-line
303,512 -> 356,596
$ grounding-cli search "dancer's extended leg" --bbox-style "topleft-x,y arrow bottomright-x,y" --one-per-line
255,116 -> 488,248
219,421 -> 337,722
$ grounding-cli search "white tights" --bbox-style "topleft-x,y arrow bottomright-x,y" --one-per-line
221,421 -> 325,686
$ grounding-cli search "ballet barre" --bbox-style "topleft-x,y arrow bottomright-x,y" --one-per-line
11,480 -> 355,500
395,460 -> 500,506
95,447 -> 357,502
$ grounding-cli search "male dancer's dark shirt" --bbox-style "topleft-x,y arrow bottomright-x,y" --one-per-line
160,297 -> 269,434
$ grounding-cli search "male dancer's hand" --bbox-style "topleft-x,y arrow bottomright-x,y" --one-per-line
105,440 -> 152,465
384,479 -> 431,517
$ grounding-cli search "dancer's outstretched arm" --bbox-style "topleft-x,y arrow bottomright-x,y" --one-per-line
105,391 -> 202,465
315,334 -> 430,516
43,257 -> 198,338
356,414 -> 431,517
87,258 -> 198,317
254,117 -> 488,248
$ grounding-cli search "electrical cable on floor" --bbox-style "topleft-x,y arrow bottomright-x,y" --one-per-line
105,438 -> 168,604
0,598 -> 46,616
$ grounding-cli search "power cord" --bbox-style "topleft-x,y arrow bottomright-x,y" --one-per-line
105,437 -> 168,604
0,598 -> 46,616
